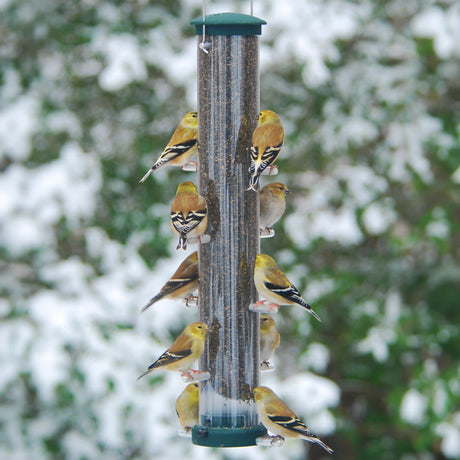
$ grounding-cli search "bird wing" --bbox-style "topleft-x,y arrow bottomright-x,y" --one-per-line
266,411 -> 319,440
264,280 -> 305,304
148,346 -> 193,370
171,209 -> 207,235
155,139 -> 197,168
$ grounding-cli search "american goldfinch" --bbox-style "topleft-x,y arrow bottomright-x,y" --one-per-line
170,182 -> 208,250
137,321 -> 209,380
248,110 -> 285,191
253,386 -> 334,454
139,111 -> 198,183
141,251 -> 199,312
259,182 -> 290,232
253,254 -> 321,321
260,314 -> 280,368
175,382 -> 199,431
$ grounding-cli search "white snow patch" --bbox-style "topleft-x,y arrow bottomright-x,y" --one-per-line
411,5 -> 460,59
400,388 -> 428,426
0,93 -> 40,161
436,413 -> 460,458
92,32 -> 148,91
362,201 -> 397,235
300,342 -> 330,374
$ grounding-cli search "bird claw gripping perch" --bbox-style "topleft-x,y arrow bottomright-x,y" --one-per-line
249,300 -> 280,314
180,368 -> 211,383
183,295 -> 198,307
259,227 -> 275,239
255,435 -> 285,447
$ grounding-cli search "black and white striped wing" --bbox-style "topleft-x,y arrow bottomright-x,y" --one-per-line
257,142 -> 282,173
150,348 -> 193,370
171,209 -> 207,235
155,139 -> 197,169
264,281 -> 306,306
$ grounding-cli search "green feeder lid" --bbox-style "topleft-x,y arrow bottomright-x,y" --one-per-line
191,12 -> 266,36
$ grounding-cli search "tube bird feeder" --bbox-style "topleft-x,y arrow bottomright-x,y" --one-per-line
190,13 -> 267,447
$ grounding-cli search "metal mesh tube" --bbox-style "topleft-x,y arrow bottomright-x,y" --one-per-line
197,34 -> 260,431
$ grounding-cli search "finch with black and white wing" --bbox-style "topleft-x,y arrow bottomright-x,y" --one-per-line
137,322 -> 209,381
170,182 -> 207,250
253,386 -> 333,454
141,251 -> 199,312
252,254 -> 321,321
140,111 -> 198,182
248,110 -> 284,191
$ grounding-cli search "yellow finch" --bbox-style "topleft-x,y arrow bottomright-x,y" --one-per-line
248,110 -> 285,191
175,382 -> 199,431
260,314 -> 280,367
137,322 -> 208,380
141,251 -> 199,312
170,182 -> 207,250
253,386 -> 333,454
253,254 -> 321,321
139,111 -> 198,183
259,182 -> 290,232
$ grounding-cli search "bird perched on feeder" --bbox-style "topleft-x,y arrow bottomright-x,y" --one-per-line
141,251 -> 199,312
260,314 -> 280,370
137,322 -> 209,381
253,386 -> 334,454
248,110 -> 285,191
170,182 -> 207,250
175,382 -> 199,432
259,182 -> 290,234
252,254 -> 321,321
139,111 -> 198,183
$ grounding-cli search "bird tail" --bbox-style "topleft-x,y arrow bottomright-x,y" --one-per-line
176,235 -> 187,250
141,293 -> 162,312
311,438 -> 334,454
246,173 -> 260,192
139,160 -> 163,183
306,306 -> 322,322
136,368 -> 153,381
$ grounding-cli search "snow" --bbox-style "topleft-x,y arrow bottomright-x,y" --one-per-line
436,413 -> 460,458
400,389 -> 428,426
92,32 -> 148,91
1,0 -> 457,458
411,5 -> 460,59
0,93 -> 40,161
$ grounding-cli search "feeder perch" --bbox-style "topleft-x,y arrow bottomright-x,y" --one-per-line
190,12 -> 268,448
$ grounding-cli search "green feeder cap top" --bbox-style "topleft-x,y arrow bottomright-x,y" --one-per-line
191,12 -> 266,36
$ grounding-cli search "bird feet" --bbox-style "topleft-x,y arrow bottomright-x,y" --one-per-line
259,227 -> 275,238
260,361 -> 275,372
255,435 -> 285,447
183,295 -> 198,307
261,165 -> 278,176
180,368 -> 210,383
181,162 -> 198,172
249,300 -> 280,314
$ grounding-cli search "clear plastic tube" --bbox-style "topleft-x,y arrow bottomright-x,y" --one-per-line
197,33 -> 261,434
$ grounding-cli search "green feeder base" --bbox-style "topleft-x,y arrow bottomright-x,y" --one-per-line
192,424 -> 267,448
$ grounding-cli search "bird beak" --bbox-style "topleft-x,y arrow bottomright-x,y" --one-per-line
204,324 -> 210,334
284,188 -> 290,195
